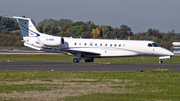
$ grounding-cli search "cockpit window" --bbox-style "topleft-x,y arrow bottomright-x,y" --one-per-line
148,43 -> 159,47
152,43 -> 159,47
148,43 -> 152,47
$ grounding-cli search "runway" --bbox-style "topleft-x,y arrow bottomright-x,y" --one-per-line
0,62 -> 180,71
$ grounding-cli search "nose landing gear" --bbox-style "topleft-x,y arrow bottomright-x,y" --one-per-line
159,59 -> 163,64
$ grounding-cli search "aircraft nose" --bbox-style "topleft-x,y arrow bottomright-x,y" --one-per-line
160,48 -> 174,56
169,52 -> 174,56
166,50 -> 174,56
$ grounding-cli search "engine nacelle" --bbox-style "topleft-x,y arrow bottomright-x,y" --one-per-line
38,37 -> 64,46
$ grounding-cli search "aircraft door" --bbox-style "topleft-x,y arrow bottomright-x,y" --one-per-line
147,43 -> 154,55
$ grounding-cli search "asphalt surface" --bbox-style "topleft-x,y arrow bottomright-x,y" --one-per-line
0,62 -> 179,71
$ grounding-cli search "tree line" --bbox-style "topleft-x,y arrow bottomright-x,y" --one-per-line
36,19 -> 133,40
0,16 -> 180,50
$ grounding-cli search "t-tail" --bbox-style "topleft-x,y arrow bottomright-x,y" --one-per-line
13,16 -> 50,38
13,16 -> 64,50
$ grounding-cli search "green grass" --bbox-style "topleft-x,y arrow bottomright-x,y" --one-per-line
0,70 -> 180,100
0,54 -> 180,100
0,54 -> 75,62
0,84 -> 57,93
0,54 -> 179,63
66,93 -> 180,101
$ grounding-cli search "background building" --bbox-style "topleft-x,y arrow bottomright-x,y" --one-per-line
172,42 -> 180,53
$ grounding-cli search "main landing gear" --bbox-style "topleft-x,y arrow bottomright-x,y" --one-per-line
73,58 -> 94,63
73,53 -> 81,63
73,58 -> 81,63
85,58 -> 94,62
73,53 -> 94,63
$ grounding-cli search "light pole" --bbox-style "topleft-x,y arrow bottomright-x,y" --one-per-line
127,31 -> 131,40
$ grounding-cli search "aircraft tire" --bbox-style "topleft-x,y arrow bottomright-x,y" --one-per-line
85,59 -> 91,62
158,60 -> 163,64
85,59 -> 94,63
91,59 -> 94,62
73,58 -> 79,63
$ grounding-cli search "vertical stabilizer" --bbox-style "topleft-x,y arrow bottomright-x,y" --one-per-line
13,16 -> 40,37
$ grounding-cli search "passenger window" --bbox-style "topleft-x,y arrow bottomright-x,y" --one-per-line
100,43 -> 102,46
84,43 -> 87,46
90,43 -> 92,46
95,43 -> 97,46
105,44 -> 107,46
148,44 -> 152,47
119,44 -> 121,47
74,43 -> 77,45
79,43 -> 81,46
110,44 -> 112,47
114,44 -> 117,47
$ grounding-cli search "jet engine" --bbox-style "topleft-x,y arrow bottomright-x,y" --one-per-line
38,37 -> 64,46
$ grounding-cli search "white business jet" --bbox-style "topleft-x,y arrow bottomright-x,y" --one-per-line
13,16 -> 174,63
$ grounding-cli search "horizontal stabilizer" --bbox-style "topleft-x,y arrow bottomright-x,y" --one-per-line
13,16 -> 29,20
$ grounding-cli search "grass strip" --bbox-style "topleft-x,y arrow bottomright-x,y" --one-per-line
0,54 -> 179,63
0,70 -> 179,100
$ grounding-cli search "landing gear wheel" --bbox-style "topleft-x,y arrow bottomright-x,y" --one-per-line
73,58 -> 79,63
159,60 -> 163,64
85,59 -> 90,62
85,59 -> 92,62
85,58 -> 94,63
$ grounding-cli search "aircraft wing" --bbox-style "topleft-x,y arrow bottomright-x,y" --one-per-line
43,47 -> 101,57
62,47 -> 100,55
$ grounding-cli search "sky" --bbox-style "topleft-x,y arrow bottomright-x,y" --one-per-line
0,0 -> 180,33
